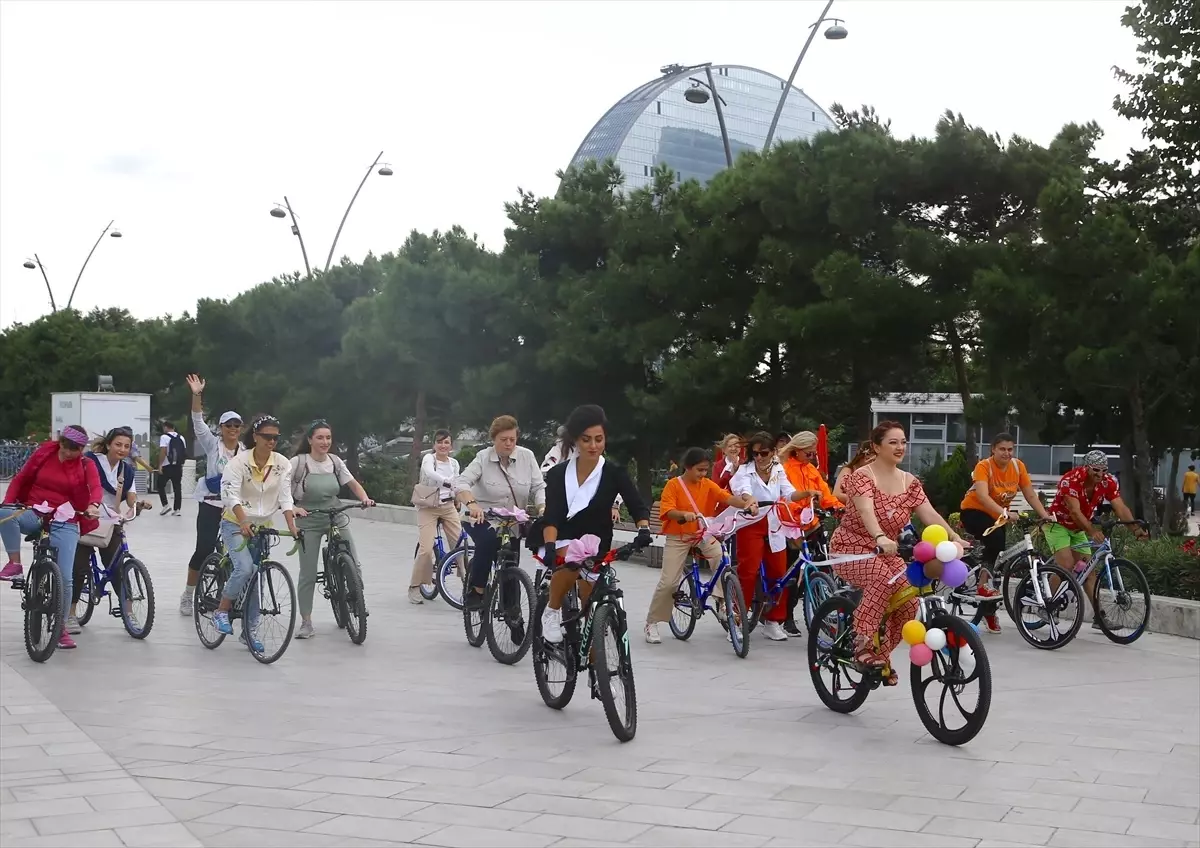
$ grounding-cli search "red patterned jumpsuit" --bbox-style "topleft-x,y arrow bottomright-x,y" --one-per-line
830,467 -> 927,662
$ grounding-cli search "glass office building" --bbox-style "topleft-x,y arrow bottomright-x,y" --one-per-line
567,64 -> 836,191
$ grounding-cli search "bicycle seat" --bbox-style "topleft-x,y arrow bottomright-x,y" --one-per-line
22,532 -> 40,543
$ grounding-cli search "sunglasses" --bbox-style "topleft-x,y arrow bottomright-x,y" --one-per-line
222,420 -> 242,428
257,433 -> 280,442
753,449 -> 774,458
1088,466 -> 1106,474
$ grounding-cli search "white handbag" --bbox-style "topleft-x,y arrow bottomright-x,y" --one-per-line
78,524 -> 115,548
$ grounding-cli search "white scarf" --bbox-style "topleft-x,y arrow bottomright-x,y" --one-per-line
565,455 -> 605,519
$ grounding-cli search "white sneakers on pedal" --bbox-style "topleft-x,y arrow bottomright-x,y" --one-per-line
541,606 -> 564,643
762,621 -> 789,641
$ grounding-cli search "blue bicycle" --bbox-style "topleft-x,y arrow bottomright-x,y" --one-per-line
75,509 -> 155,639
428,519 -> 475,609
747,507 -> 846,635
668,528 -> 751,658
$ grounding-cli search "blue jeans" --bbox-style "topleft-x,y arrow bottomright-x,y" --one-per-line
0,508 -> 79,619
218,520 -> 260,631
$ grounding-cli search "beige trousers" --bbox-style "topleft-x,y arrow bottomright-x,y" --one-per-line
647,535 -> 723,625
410,501 -> 462,588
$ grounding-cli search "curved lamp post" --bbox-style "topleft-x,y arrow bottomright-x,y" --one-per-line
663,63 -> 733,168
762,0 -> 848,153
22,221 -> 123,313
269,151 -> 392,278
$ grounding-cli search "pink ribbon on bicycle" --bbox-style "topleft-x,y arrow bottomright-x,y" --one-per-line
561,534 -> 601,564
490,506 -> 529,523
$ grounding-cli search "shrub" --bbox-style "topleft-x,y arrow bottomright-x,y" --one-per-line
920,448 -> 973,517
356,454 -> 411,507
1120,536 -> 1200,600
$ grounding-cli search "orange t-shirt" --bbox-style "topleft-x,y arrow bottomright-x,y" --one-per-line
960,458 -> 1032,517
781,457 -> 842,529
659,476 -> 727,536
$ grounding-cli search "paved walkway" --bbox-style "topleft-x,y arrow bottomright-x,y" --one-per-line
2,503 -> 1198,848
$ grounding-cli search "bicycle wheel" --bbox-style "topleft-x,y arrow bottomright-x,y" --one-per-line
747,573 -> 769,634
723,571 -> 750,659
911,613 -> 992,746
337,552 -> 368,645
802,571 -> 839,629
76,566 -> 96,627
1001,556 -> 1032,624
1091,557 -> 1151,644
24,559 -> 63,663
485,566 -> 534,664
194,555 -> 227,649
326,558 -> 347,630
532,592 -> 577,709
592,603 -> 637,742
414,539 -> 440,601
1012,561 -> 1084,650
248,561 -> 296,664
463,592 -> 485,648
118,557 -> 155,639
668,570 -> 699,640
437,547 -> 470,611
807,595 -> 870,714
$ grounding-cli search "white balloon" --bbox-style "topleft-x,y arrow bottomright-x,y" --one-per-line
935,540 -> 958,563
924,628 -> 947,651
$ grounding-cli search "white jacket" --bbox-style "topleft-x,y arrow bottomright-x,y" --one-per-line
220,450 -> 295,524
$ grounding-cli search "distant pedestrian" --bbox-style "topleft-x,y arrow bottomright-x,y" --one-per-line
157,420 -> 187,516
1184,464 -> 1198,516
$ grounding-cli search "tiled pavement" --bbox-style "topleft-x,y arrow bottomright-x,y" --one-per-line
2,503 -> 1198,848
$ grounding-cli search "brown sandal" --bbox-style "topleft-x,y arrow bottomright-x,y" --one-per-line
853,636 -> 886,670
881,669 -> 899,686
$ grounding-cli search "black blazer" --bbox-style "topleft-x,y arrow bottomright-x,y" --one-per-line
536,459 -> 650,556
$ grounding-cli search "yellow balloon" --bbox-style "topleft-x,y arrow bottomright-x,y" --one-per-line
921,524 -> 949,545
902,619 -> 927,646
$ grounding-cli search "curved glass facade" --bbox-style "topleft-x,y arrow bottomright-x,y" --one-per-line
568,64 -> 836,191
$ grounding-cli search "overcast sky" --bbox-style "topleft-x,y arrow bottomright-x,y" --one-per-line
0,0 -> 1146,328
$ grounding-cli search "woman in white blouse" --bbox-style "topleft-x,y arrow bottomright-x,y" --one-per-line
409,429 -> 461,604
729,431 -> 808,643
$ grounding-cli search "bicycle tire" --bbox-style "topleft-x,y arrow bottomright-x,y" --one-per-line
1000,555 -> 1031,624
247,561 -> 296,664
803,571 -> 839,629
119,557 -> 155,639
336,552 -> 367,645
723,570 -> 750,659
592,602 -> 637,742
194,555 -> 227,649
414,541 -> 440,601
25,559 -> 63,663
668,571 -> 699,641
484,566 -> 534,664
76,565 -> 96,627
1013,561 -> 1084,650
532,592 -> 577,709
807,595 -> 871,714
747,577 -> 768,634
327,556 -> 347,631
1091,557 -> 1151,645
911,613 -> 992,746
463,593 -> 485,647
437,548 -> 470,611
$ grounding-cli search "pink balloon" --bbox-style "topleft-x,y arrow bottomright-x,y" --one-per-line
913,541 -> 936,563
942,559 -> 969,588
910,643 -> 934,666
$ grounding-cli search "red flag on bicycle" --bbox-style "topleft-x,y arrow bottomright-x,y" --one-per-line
817,424 -> 829,478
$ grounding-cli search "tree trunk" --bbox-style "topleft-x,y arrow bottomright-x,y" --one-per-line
1165,449 -> 1182,534
850,354 -> 872,442
946,320 -> 977,464
407,388 -> 427,486
768,344 -> 782,435
1128,387 -> 1157,533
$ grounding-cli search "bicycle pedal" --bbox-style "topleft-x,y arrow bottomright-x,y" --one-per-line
9,578 -> 25,591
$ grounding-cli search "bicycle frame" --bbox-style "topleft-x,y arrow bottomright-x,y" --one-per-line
685,536 -> 735,613
431,519 -> 470,562
87,526 -> 131,605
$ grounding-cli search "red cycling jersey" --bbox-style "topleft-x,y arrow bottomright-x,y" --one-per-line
1050,466 -> 1120,530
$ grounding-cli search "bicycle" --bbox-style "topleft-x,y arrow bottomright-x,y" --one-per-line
1053,519 -> 1151,645
75,505 -> 155,639
2,503 -> 67,663
193,526 -> 299,663
462,509 -> 534,665
427,521 -> 475,608
531,535 -> 651,742
665,516 -> 751,658
808,536 -> 993,746
303,504 -> 369,645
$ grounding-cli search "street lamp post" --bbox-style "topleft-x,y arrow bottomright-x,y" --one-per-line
666,63 -> 733,168
66,220 -> 122,310
22,255 -> 55,312
270,197 -> 312,279
762,0 -> 848,153
22,221 -> 123,313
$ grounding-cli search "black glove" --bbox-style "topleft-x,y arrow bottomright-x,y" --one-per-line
635,528 -> 653,550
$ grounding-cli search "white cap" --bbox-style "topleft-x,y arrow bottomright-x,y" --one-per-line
218,411 -> 242,425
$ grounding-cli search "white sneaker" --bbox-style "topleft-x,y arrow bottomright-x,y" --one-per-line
541,606 -> 564,644
644,622 -> 662,644
179,588 -> 192,616
66,615 -> 82,635
160,506 -> 171,515
762,621 -> 788,641
172,510 -> 182,517
296,620 -> 315,639
407,587 -> 424,605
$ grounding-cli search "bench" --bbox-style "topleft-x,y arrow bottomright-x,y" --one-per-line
616,503 -> 664,569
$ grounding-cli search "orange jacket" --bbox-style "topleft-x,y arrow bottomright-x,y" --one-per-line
781,457 -> 842,529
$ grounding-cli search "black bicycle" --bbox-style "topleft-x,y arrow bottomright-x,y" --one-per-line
531,535 -> 651,743
463,510 -> 535,665
302,505 -> 368,645
3,504 -> 66,663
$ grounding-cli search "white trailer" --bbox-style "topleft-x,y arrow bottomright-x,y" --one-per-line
51,392 -> 153,454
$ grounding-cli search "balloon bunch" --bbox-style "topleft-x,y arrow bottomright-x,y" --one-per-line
901,619 -> 946,666
904,525 -> 969,589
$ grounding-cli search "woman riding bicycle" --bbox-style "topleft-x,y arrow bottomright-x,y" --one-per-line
729,431 -> 810,643
960,432 -> 1053,634
645,447 -> 750,644
0,425 -> 101,650
831,421 -> 965,684
182,373 -> 244,616
454,415 -> 546,609
215,415 -> 302,650
68,427 -> 151,633
290,419 -> 374,640
410,428 -> 461,605
542,425 -> 624,525
535,405 -> 651,644
778,431 -> 843,635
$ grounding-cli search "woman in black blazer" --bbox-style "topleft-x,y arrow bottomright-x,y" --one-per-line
538,405 -> 652,643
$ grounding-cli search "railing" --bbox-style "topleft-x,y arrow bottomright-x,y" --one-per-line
0,441 -> 36,481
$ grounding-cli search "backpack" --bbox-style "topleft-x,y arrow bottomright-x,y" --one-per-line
165,433 -> 186,465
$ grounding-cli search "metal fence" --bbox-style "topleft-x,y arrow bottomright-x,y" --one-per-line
0,441 -> 36,481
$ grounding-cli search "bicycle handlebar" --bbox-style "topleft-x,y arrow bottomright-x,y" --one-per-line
304,504 -> 368,517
